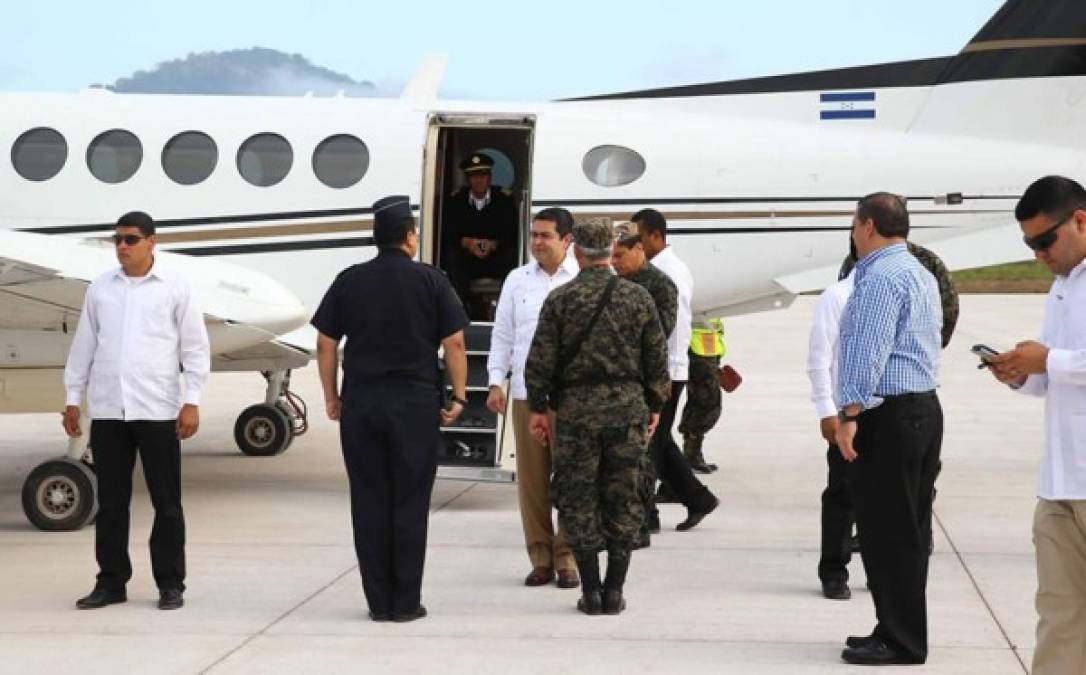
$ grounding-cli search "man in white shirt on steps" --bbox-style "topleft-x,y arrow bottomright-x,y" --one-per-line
487,208 -> 580,589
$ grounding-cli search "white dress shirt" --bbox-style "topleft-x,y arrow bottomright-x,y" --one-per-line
1014,258 -> 1086,500
806,272 -> 854,419
64,262 -> 211,421
650,246 -> 694,381
487,253 -> 579,399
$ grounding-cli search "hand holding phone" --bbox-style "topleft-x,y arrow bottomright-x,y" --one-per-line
971,343 -> 1000,369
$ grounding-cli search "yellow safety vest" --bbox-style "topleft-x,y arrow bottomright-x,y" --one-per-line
690,318 -> 726,357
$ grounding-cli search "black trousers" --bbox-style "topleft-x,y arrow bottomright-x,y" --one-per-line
90,419 -> 185,592
819,444 -> 854,584
649,382 -> 714,515
339,382 -> 440,616
851,392 -> 942,664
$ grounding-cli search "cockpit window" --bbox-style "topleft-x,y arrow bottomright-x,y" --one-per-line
162,131 -> 218,185
11,127 -> 68,182
582,145 -> 646,187
237,133 -> 293,187
87,129 -> 142,184
312,134 -> 369,188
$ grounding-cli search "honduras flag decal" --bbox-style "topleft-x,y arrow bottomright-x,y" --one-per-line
820,92 -> 875,120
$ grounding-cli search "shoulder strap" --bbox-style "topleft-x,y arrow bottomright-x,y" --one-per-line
555,275 -> 619,381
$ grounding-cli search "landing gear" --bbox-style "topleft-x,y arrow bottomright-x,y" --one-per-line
22,409 -> 98,531
233,370 -> 307,457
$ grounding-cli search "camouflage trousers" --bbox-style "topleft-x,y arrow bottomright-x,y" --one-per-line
551,420 -> 647,554
678,352 -> 722,447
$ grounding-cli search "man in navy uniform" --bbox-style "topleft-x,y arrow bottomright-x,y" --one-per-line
312,195 -> 470,623
442,152 -> 519,315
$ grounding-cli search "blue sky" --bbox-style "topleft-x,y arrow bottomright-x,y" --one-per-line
0,1 -> 1005,100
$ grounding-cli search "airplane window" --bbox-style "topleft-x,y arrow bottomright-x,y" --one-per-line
162,131 -> 218,185
87,129 -> 142,184
312,134 -> 369,188
582,145 -> 646,187
475,147 -> 515,188
11,127 -> 68,181
237,133 -> 293,187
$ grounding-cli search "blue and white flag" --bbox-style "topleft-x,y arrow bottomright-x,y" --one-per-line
820,92 -> 876,120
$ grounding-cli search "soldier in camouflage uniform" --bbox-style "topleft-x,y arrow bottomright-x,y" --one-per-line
678,321 -> 724,473
525,218 -> 670,616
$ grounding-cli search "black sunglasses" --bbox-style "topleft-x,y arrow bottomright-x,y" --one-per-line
111,234 -> 148,246
1023,212 -> 1076,252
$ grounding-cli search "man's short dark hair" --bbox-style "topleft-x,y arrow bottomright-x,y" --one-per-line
533,207 -> 574,238
856,192 -> 909,238
631,208 -> 666,242
1015,175 -> 1086,222
116,211 -> 155,237
374,217 -> 416,249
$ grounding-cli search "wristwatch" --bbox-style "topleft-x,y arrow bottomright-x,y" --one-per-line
449,395 -> 469,407
837,409 -> 860,424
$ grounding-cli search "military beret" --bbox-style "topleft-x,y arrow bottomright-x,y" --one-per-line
459,153 -> 494,173
573,217 -> 614,250
372,195 -> 413,237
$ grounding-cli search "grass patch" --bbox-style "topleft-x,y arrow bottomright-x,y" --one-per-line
952,260 -> 1052,282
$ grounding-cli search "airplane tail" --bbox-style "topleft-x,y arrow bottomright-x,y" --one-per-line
908,0 -> 1086,147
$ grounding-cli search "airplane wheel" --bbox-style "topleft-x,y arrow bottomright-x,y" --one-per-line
21,458 -> 98,531
234,403 -> 293,456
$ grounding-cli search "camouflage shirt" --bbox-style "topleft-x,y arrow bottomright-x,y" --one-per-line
839,241 -> 959,348
525,267 -> 671,423
627,262 -> 678,339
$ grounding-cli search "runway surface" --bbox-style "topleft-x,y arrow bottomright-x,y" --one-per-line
0,294 -> 1046,673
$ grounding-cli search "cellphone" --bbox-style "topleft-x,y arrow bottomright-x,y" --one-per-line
971,343 -> 1000,369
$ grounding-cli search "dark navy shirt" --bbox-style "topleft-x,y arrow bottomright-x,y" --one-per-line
311,249 -> 469,393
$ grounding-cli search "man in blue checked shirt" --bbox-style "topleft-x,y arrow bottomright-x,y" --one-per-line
833,193 -> 943,666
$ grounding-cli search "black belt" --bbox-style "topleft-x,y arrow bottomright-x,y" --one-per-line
875,390 -> 937,402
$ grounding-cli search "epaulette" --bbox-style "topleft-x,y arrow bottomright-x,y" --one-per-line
500,186 -> 513,197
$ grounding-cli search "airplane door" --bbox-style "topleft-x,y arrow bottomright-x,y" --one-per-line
419,112 -> 536,483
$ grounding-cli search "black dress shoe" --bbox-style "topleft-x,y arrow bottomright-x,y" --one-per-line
368,610 -> 391,622
676,495 -> 720,531
158,588 -> 184,610
76,588 -> 127,610
392,605 -> 427,623
822,579 -> 851,600
577,590 -> 603,615
846,634 -> 877,649
841,638 -> 919,665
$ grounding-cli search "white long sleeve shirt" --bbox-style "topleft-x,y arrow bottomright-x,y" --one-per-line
806,272 -> 854,419
64,263 -> 211,421
1014,258 -> 1086,500
650,246 -> 694,381
487,254 -> 579,399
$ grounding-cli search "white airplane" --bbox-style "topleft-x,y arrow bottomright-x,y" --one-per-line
0,0 -> 1075,530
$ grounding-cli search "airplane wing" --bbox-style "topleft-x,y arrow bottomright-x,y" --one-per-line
0,230 -> 310,371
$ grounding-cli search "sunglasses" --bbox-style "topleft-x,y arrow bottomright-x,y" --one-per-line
1023,212 -> 1075,252
111,234 -> 148,246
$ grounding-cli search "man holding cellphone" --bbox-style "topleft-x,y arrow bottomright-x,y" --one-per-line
986,175 -> 1086,675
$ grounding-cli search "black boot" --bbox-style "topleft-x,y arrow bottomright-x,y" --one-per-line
603,548 -> 631,615
574,553 -> 602,615
684,435 -> 718,474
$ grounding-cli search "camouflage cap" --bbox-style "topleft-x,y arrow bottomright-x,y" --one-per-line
573,217 -> 614,250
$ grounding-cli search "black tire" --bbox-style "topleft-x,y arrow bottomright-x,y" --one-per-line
21,458 -> 98,531
234,403 -> 292,456
274,401 -> 296,453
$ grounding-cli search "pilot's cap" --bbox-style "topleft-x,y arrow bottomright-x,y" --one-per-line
612,221 -> 640,247
459,153 -> 494,174
372,195 -> 413,236
573,217 -> 614,250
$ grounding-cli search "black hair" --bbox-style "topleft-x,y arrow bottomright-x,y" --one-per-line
374,217 -> 416,249
1015,175 -> 1086,222
116,211 -> 155,237
533,207 -> 574,238
856,192 -> 909,238
631,208 -> 666,242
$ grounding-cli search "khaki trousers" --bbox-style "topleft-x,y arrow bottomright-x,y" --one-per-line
512,400 -> 574,572
1033,498 -> 1086,675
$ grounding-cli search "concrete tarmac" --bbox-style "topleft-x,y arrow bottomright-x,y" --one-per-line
0,294 -> 1046,674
